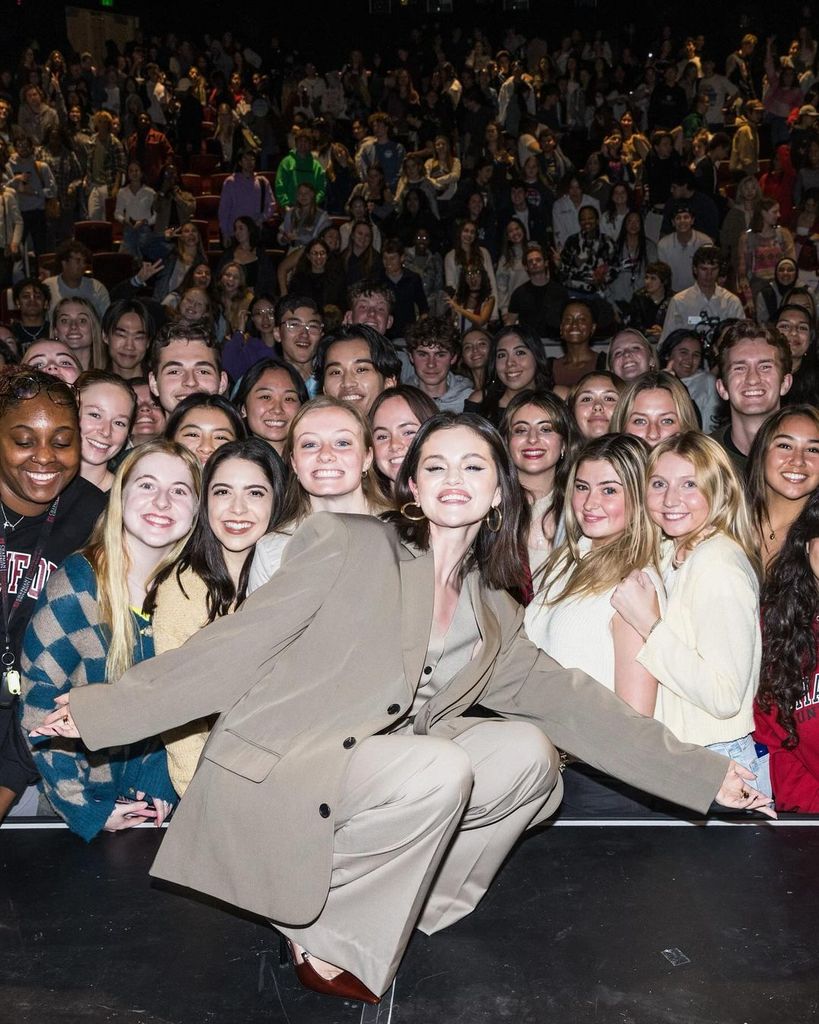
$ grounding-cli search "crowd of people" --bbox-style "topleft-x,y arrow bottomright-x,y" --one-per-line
3,13 -> 819,1007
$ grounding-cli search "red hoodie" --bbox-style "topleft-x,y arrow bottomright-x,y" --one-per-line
754,656 -> 819,812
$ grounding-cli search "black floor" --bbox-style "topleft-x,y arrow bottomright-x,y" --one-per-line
1,816 -> 815,1024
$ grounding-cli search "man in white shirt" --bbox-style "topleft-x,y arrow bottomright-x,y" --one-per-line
660,245 -> 744,342
43,240 -> 110,320
657,206 -> 712,291
698,58 -> 737,128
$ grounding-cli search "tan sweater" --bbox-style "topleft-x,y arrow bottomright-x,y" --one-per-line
153,568 -> 223,795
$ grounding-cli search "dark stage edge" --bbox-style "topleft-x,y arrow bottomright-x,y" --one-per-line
1,815 -> 817,1024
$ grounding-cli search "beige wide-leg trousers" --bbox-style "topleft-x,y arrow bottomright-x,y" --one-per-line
278,720 -> 559,996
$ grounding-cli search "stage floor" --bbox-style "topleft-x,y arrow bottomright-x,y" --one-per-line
1,812 -> 815,1024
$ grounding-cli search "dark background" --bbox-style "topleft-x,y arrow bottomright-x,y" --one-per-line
0,0 -> 810,70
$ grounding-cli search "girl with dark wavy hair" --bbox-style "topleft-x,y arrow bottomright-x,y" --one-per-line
756,490 -> 819,811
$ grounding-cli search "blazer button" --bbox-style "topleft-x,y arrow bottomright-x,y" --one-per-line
387,704 -> 400,715
343,736 -> 356,749
423,666 -> 433,675
319,803 -> 331,818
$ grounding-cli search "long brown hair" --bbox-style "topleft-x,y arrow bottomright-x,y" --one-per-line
392,412 -> 525,590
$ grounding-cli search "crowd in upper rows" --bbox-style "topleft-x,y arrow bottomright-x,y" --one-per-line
3,19 -> 819,831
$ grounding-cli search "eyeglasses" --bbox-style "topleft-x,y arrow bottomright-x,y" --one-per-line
776,322 -> 812,337
0,373 -> 76,406
282,319 -> 323,335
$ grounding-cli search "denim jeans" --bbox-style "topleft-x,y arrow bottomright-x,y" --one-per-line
707,734 -> 771,798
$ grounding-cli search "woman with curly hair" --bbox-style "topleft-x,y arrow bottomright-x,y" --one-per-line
756,490 -> 819,811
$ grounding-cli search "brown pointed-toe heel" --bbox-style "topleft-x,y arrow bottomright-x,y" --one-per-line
291,946 -> 380,1005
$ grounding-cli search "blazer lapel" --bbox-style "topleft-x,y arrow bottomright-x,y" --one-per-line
398,545 -> 434,699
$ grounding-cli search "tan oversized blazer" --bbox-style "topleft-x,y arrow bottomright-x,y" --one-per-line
71,514 -> 727,927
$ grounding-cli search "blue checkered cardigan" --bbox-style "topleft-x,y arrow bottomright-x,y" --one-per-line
20,554 -> 176,841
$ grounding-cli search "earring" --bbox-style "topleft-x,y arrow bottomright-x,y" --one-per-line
400,501 -> 426,522
485,505 -> 503,533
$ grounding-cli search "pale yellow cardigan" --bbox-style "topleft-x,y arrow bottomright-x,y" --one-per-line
153,568 -> 224,795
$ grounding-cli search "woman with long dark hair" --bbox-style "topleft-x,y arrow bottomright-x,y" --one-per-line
465,324 -> 554,425
746,405 -> 819,568
40,412 -> 767,1003
756,489 -> 819,811
501,389 -> 575,574
146,438 -> 287,796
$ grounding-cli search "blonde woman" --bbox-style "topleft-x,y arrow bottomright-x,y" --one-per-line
612,431 -> 769,792
609,370 -> 700,448
248,396 -> 390,589
52,297 -> 106,371
21,440 -> 201,840
525,433 -> 662,715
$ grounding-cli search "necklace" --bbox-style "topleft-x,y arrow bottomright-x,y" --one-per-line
16,323 -> 44,344
0,502 -> 24,532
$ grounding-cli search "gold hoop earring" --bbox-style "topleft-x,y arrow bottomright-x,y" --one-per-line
485,505 -> 503,533
400,501 -> 426,522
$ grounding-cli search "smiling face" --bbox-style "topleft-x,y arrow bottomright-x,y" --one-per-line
763,414 -> 819,502
560,303 -> 595,348
572,376 -> 620,438
349,292 -> 393,335
121,451 -> 197,555
207,456 -> 275,558
462,330 -> 490,371
666,336 -> 702,379
776,310 -> 813,363
409,425 -> 501,532
290,406 -> 372,500
609,333 -> 651,381
149,339 -> 227,413
275,305 -> 323,368
624,388 -> 681,447
54,302 -> 93,353
107,312 -> 149,374
571,458 -> 627,548
22,342 -> 81,384
646,451 -> 710,540
79,382 -> 133,468
372,396 -> 424,483
178,288 -> 210,323
0,393 -> 80,516
507,403 -> 564,482
173,406 -> 238,466
495,334 -> 537,394
307,242 -> 328,273
322,338 -> 396,413
715,338 -> 791,418
220,265 -> 241,295
242,367 -> 302,449
130,382 -> 166,441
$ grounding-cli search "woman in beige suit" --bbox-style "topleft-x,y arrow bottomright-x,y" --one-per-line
32,413 -> 773,1006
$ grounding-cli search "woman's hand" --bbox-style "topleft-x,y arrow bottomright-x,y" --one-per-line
611,571 -> 660,639
715,760 -> 776,818
29,693 -> 80,739
104,800 -> 157,831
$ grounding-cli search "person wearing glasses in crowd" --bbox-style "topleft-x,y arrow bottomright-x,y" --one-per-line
777,304 -> 819,407
0,368 -> 106,823
270,296 -> 325,398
